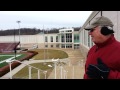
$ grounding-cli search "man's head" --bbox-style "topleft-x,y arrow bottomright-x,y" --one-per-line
85,16 -> 114,31
84,16 -> 114,43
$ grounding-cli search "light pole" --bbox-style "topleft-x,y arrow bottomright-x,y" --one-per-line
14,29 -> 16,59
43,25 -> 46,65
16,21 -> 21,49
47,30 -> 49,59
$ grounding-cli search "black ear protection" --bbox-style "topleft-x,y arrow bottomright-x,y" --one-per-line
100,26 -> 114,35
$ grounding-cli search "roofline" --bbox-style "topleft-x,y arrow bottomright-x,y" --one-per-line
80,11 -> 101,31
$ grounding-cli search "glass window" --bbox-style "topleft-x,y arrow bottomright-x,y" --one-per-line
45,36 -> 48,42
56,36 -> 58,42
51,36 -> 53,42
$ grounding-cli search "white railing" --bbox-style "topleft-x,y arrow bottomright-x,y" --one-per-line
52,58 -> 68,79
6,59 -> 47,79
4,58 -> 68,79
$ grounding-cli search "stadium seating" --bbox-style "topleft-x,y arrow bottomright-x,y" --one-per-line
0,42 -> 20,53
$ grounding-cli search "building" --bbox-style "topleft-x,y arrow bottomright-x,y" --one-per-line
0,28 -> 80,50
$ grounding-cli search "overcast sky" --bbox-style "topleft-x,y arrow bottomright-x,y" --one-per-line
0,11 -> 92,30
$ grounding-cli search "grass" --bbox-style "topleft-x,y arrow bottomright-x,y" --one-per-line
0,53 -> 26,68
30,49 -> 68,60
13,62 -> 54,79
0,56 -> 13,68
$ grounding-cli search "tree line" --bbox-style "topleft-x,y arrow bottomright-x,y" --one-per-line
0,27 -> 80,36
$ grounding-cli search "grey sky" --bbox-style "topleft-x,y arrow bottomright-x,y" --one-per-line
0,11 -> 92,30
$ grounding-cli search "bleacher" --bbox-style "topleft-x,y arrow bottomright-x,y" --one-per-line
0,42 -> 20,53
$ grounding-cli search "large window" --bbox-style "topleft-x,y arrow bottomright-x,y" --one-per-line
51,36 -> 53,42
66,44 -> 72,48
45,36 -> 48,42
61,44 -> 65,48
66,33 -> 72,42
56,36 -> 58,42
74,44 -> 79,49
74,34 -> 79,43
61,33 -> 72,42
61,34 -> 65,42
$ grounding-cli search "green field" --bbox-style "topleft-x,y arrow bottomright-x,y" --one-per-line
0,53 -> 26,68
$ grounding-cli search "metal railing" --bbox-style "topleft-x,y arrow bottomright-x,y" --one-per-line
1,58 -> 84,79
52,58 -> 68,79
6,59 -> 47,79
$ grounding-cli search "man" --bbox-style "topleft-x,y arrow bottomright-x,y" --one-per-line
84,16 -> 120,79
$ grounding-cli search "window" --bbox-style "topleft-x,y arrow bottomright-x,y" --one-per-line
66,44 -> 72,48
51,36 -> 53,42
66,33 -> 72,42
61,44 -> 65,48
56,36 -> 58,42
45,45 -> 48,47
56,44 -> 59,48
61,34 -> 65,42
45,36 -> 48,42
74,44 -> 79,49
74,34 -> 79,43
51,45 -> 53,47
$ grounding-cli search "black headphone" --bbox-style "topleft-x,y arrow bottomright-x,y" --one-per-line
100,26 -> 114,35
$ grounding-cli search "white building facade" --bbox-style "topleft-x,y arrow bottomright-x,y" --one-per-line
0,28 -> 80,50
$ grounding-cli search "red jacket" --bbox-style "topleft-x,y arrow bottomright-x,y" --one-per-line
84,34 -> 120,79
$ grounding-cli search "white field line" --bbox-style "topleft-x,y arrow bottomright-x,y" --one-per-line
0,54 -> 21,64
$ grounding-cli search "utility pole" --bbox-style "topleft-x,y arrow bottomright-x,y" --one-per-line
14,29 -> 16,59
